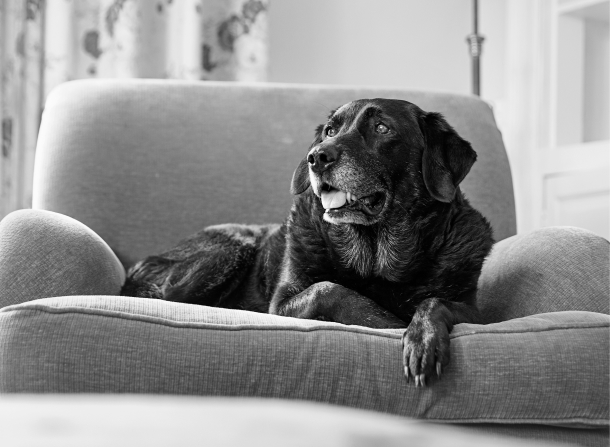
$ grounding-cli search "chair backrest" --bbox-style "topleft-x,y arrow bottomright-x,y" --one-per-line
33,79 -> 516,267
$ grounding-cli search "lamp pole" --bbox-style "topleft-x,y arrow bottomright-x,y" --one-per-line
466,0 -> 485,96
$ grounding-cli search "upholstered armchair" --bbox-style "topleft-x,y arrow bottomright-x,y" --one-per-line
0,80 -> 607,446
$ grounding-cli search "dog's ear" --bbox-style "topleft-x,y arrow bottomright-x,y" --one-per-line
419,112 -> 477,203
291,124 -> 324,195
290,158 -> 310,195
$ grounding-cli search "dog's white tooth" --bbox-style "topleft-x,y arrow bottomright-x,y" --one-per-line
346,192 -> 352,203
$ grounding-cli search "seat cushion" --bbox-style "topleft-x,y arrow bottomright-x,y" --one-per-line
0,296 -> 607,432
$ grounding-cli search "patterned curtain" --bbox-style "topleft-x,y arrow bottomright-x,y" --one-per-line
0,0 -> 269,217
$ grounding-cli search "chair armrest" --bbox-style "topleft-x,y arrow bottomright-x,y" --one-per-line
477,226 -> 610,323
0,209 -> 125,308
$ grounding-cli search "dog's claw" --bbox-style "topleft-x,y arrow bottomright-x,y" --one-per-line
436,361 -> 442,378
419,374 -> 426,387
404,366 -> 410,382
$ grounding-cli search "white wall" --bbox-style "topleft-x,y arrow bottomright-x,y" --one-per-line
268,0 -> 507,102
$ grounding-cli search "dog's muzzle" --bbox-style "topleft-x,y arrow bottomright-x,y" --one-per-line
307,145 -> 386,221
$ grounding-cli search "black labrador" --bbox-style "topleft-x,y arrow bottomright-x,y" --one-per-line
122,98 -> 494,386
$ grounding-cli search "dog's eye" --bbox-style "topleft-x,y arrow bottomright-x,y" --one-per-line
326,127 -> 337,137
375,123 -> 390,134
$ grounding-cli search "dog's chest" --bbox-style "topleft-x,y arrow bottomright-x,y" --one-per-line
328,223 -> 419,282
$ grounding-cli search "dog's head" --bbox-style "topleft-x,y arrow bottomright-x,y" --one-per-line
291,99 -> 477,225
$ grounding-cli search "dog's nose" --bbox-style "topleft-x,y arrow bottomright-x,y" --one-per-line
307,146 -> 340,173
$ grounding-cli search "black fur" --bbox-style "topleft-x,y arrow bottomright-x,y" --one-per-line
122,99 -> 494,386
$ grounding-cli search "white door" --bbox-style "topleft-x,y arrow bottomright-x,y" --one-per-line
542,0 -> 609,240
501,0 -> 609,240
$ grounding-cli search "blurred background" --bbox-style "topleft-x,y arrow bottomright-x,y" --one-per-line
1,0 -> 608,238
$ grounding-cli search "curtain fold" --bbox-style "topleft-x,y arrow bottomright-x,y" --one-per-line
0,0 -> 269,217
0,0 -> 44,214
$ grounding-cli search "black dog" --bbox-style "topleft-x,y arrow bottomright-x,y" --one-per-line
122,98 -> 494,386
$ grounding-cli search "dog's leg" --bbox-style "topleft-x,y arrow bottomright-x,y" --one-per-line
401,298 -> 480,386
271,281 -> 406,329
121,224 -> 263,306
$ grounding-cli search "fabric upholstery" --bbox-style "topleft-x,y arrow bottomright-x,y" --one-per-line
0,296 -> 607,432
478,226 -> 610,323
32,79 -> 516,267
458,424 -> 608,447
0,209 -> 125,308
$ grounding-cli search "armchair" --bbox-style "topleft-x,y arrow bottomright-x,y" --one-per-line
0,80 -> 607,446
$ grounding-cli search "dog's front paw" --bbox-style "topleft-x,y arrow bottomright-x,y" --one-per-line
401,318 -> 450,387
